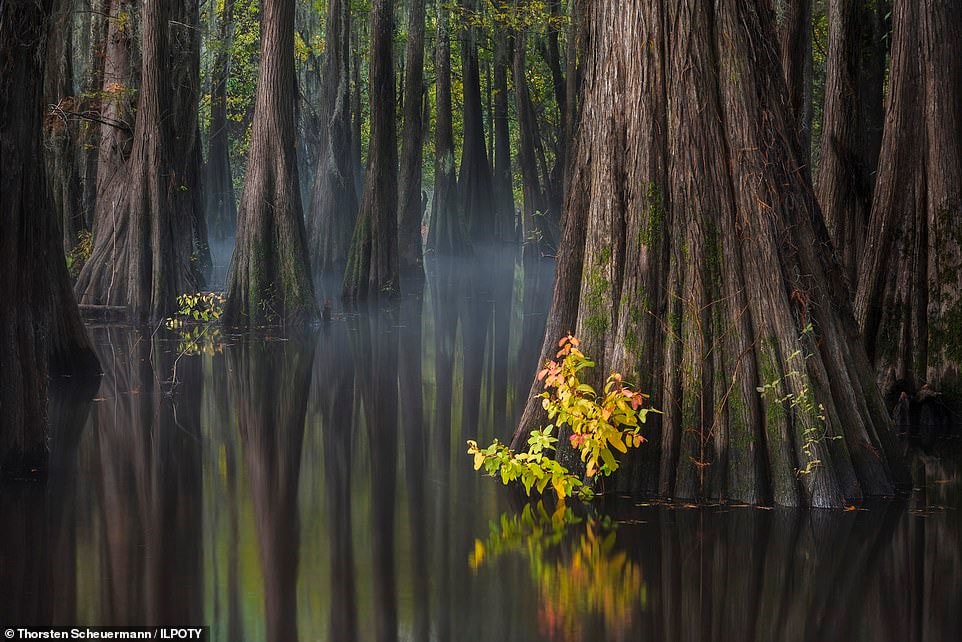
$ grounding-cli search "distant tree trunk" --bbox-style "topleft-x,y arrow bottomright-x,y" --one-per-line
86,0 -> 135,238
397,0 -> 426,274
308,0 -> 358,274
457,0 -> 494,242
816,0 -> 887,287
77,0 -> 107,230
206,0 -> 237,241
426,0 -> 468,256
224,0 -> 318,325
76,0 -> 200,320
564,0 -> 586,173
778,0 -> 814,164
492,2 -> 515,240
512,1 -> 907,508
342,0 -> 398,301
513,18 -> 550,258
855,0 -> 962,405
351,25 -> 364,198
1,0 -> 99,477
542,0 -> 566,215
44,0 -> 85,253
170,0 -> 211,282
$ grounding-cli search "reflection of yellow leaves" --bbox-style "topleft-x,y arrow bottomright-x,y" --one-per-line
471,504 -> 645,642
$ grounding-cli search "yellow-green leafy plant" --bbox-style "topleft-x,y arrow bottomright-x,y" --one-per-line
165,292 -> 226,357
65,230 -> 93,280
468,335 -> 656,501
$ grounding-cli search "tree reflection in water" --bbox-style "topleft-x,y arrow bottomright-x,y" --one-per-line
0,254 -> 958,642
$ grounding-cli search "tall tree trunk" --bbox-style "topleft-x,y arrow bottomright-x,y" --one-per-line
542,0 -> 566,215
170,0 -> 211,283
816,0 -> 887,287
513,18 -> 550,259
343,0 -> 399,301
206,0 -> 237,241
855,0 -> 962,406
84,0 -> 135,243
76,0 -> 200,320
1,0 -> 99,477
564,0 -> 586,182
224,0 -> 318,325
44,0 -> 86,253
351,22 -> 364,198
778,0 -> 814,164
77,0 -> 107,230
426,0 -> 468,255
512,1 -> 907,508
492,1 -> 515,240
397,0 -> 426,274
457,0 -> 494,242
308,0 -> 358,274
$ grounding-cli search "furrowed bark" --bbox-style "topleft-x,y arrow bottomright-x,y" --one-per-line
513,0 -> 907,508
224,0 -> 319,325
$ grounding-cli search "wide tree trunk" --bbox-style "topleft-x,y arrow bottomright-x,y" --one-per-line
512,1 -> 907,508
224,0 -> 318,325
457,0 -> 495,242
1,0 -> 99,477
855,0 -> 962,406
426,0 -> 468,256
85,0 -> 135,239
76,0 -> 201,321
307,0 -> 358,275
397,0 -> 427,274
206,0 -> 237,241
342,0 -> 399,301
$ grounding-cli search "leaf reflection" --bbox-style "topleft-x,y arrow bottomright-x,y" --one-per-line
470,502 -> 646,642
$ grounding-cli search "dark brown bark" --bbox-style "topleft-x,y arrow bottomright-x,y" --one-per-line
308,0 -> 358,274
85,0 -> 135,239
351,22 -> 364,198
77,0 -> 108,230
76,0 -> 200,321
1,0 -> 98,477
778,0 -> 814,164
426,0 -> 468,256
513,17 -> 551,258
816,0 -> 887,287
206,0 -> 237,241
457,0 -> 494,242
342,0 -> 399,302
224,0 -> 318,325
397,0 -> 427,274
492,5 -> 515,241
43,0 -> 86,253
170,0 -> 211,282
855,0 -> 962,404
513,1 -> 907,508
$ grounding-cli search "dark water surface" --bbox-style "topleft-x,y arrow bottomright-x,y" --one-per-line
2,253 -> 960,641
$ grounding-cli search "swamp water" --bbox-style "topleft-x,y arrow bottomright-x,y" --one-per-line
1,253 -> 960,641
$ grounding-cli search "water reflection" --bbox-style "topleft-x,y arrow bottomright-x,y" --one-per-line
0,253 -> 959,642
